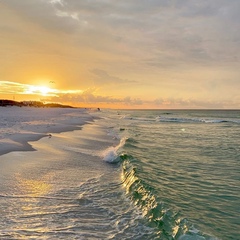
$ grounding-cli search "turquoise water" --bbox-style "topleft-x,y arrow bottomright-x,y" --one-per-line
100,109 -> 240,240
0,109 -> 239,239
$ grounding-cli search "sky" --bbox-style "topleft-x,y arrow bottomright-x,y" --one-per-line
0,0 -> 240,109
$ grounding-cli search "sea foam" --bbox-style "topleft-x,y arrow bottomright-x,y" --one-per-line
101,137 -> 127,163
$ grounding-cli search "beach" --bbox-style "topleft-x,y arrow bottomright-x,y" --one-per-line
0,108 -> 239,239
0,107 -> 150,239
0,107 -> 94,156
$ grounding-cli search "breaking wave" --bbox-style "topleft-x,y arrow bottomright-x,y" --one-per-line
100,135 -> 219,239
119,154 -> 219,240
155,116 -> 233,124
101,137 -> 127,163
121,115 -> 240,124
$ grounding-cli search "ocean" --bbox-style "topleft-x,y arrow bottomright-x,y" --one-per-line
0,109 -> 239,239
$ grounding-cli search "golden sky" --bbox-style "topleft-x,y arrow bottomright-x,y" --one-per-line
1,0 -> 240,108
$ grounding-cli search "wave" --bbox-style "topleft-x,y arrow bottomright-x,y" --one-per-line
101,137 -> 127,163
99,124 -> 220,239
120,154 -> 219,240
119,115 -> 240,124
156,116 -> 238,124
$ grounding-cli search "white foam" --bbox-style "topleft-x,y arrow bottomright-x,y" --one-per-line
101,137 -> 127,163
202,119 -> 225,123
63,137 -> 127,163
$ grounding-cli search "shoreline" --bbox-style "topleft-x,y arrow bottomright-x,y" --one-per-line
0,99 -> 74,108
0,107 -> 95,156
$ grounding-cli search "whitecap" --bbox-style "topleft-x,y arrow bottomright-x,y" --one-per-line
101,137 -> 127,163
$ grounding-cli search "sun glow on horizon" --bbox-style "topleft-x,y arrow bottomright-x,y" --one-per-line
24,85 -> 57,96
0,80 -> 84,96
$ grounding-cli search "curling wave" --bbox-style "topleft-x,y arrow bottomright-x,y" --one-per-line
101,137 -> 127,163
120,154 -> 219,240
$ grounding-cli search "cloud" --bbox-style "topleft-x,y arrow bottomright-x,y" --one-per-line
90,69 -> 137,85
153,97 -> 226,109
3,0 -> 240,67
1,1 -> 240,109
0,80 -> 81,96
44,88 -> 143,106
2,0 -> 79,33
0,81 -> 27,94
2,81 -> 239,109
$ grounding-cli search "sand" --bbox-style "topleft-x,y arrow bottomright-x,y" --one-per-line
0,106 -> 94,156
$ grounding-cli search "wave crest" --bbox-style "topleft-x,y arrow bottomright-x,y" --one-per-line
120,155 -> 218,240
101,137 -> 127,163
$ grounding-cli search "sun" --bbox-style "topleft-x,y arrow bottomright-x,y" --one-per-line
25,85 -> 56,96
38,86 -> 51,96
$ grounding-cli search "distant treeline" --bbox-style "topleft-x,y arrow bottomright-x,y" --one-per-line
0,100 -> 73,108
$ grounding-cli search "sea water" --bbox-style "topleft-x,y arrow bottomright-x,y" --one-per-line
0,110 -> 239,239
97,109 -> 240,240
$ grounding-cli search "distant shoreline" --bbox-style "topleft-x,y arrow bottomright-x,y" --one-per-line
0,99 -> 74,108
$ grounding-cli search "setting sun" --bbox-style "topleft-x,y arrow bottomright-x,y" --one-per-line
24,85 -> 57,96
